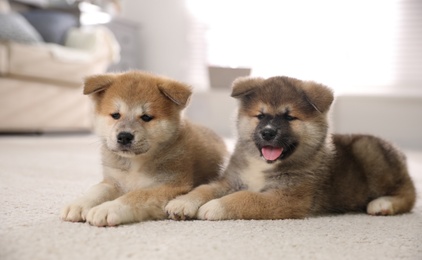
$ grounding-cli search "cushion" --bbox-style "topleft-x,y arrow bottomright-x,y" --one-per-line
22,9 -> 78,45
0,12 -> 43,44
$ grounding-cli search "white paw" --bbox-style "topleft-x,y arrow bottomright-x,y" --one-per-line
61,200 -> 94,222
367,196 -> 394,216
197,199 -> 227,220
165,196 -> 201,220
86,200 -> 133,227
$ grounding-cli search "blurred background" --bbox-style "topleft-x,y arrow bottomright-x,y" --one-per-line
124,0 -> 421,93
0,0 -> 421,149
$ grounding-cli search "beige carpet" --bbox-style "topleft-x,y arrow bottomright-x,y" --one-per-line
0,135 -> 421,260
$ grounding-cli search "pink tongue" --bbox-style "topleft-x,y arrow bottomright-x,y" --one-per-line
261,146 -> 283,161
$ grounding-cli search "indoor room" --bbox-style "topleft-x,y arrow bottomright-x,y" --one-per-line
0,0 -> 421,259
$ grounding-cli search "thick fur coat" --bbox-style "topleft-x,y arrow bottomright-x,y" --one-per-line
166,76 -> 416,220
61,71 -> 228,226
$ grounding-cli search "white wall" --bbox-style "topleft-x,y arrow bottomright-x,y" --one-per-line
119,0 -> 197,87
331,94 -> 422,150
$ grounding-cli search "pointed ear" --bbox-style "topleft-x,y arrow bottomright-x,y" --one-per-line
231,77 -> 265,98
300,81 -> 334,113
157,80 -> 192,107
83,74 -> 116,95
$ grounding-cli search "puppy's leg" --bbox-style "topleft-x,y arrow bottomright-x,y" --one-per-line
165,179 -> 233,220
367,196 -> 395,215
350,136 -> 416,215
367,183 -> 416,215
61,181 -> 120,222
86,185 -> 190,226
197,189 -> 313,220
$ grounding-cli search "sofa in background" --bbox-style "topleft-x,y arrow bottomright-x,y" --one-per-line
0,0 -> 120,132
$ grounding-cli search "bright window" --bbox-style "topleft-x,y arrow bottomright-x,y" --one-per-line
187,0 -> 421,93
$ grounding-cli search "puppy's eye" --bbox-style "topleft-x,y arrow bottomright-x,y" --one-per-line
285,115 -> 297,121
256,114 -> 266,120
110,113 -> 121,120
140,114 -> 153,122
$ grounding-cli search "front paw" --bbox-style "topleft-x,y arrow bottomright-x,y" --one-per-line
86,200 -> 133,227
197,199 -> 227,220
61,201 -> 92,222
165,196 -> 201,220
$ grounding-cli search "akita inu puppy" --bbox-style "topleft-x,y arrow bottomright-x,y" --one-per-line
166,76 -> 416,220
61,71 -> 228,226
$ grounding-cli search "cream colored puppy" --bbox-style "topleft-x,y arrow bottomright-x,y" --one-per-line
61,71 -> 228,226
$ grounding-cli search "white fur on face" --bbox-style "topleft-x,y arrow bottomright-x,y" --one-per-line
237,116 -> 255,141
96,98 -> 152,156
95,98 -> 179,157
113,98 -> 151,121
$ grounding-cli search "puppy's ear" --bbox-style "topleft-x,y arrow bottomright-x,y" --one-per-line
83,74 -> 115,95
231,77 -> 265,98
301,81 -> 334,113
158,81 -> 192,107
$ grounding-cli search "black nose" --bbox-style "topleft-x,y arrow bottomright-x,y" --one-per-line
117,132 -> 134,145
261,129 -> 277,141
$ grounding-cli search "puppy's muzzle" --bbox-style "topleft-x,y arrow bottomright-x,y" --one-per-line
261,129 -> 277,141
117,132 -> 134,146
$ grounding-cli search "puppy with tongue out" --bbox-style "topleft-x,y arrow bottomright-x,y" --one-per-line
261,146 -> 283,162
166,76 -> 332,220
166,75 -> 415,221
255,120 -> 295,163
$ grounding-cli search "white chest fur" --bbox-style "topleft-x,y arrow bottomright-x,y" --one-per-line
240,156 -> 272,192
104,161 -> 156,193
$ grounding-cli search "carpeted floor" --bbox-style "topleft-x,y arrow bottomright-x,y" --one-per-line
0,135 -> 421,260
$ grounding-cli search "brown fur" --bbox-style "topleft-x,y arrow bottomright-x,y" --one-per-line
166,76 -> 416,220
61,71 -> 228,226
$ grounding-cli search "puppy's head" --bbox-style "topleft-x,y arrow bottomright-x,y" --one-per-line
84,71 -> 192,158
231,76 -> 333,163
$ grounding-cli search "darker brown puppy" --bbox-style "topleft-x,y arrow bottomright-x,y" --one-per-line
166,76 -> 416,220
